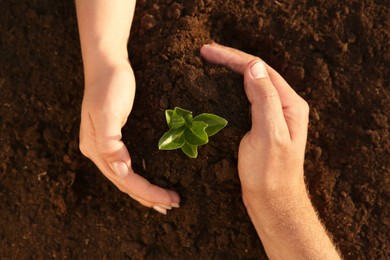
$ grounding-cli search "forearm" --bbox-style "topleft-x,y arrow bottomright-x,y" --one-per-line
75,0 -> 136,78
245,190 -> 341,260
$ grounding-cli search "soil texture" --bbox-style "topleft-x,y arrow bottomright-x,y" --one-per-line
0,0 -> 389,259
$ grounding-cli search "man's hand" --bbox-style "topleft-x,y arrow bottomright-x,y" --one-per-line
201,43 -> 340,259
201,43 -> 308,207
76,0 -> 179,214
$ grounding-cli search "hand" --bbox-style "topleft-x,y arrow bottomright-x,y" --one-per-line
75,0 -> 179,214
201,43 -> 340,259
79,59 -> 180,214
201,43 -> 309,206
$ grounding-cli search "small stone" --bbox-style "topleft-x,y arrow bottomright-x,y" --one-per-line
160,53 -> 169,61
257,17 -> 264,30
152,3 -> 160,10
141,14 -> 156,30
63,154 -> 72,164
311,108 -> 320,121
313,146 -> 322,160
340,42 -> 348,53
159,95 -> 168,109
168,3 -> 183,20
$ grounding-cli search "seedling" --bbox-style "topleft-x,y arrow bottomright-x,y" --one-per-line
158,107 -> 228,158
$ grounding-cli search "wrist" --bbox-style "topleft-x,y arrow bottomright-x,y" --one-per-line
82,39 -> 128,61
244,189 -> 314,244
243,183 -> 311,226
245,191 -> 340,259
81,50 -> 131,87
241,170 -> 308,210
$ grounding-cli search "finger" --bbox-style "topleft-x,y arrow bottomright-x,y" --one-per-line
200,42 -> 255,74
89,146 -> 180,209
91,111 -> 132,177
123,171 -> 179,206
244,60 -> 289,138
81,113 -> 181,211
201,43 -> 288,137
264,66 -> 309,146
201,42 -> 309,144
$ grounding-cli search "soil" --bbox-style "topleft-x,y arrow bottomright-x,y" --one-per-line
0,0 -> 389,259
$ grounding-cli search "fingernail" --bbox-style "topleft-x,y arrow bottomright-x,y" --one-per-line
157,204 -> 172,210
171,203 -> 180,208
250,61 -> 267,79
111,161 -> 129,177
153,205 -> 167,215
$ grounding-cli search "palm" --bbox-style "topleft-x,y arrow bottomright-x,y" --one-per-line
79,63 -> 180,212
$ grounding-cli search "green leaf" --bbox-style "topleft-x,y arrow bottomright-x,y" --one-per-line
169,110 -> 185,129
181,143 -> 198,158
174,107 -> 192,119
165,107 -> 193,128
184,121 -> 208,145
160,107 -> 227,158
184,113 -> 193,125
173,107 -> 193,126
193,113 -> 228,136
158,127 -> 185,150
165,110 -> 174,125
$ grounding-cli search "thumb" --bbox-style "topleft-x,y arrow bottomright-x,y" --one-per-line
94,114 -> 132,178
244,60 -> 289,137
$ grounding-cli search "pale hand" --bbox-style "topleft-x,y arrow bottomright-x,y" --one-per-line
79,60 -> 180,214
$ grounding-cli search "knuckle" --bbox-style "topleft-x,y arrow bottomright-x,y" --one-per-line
257,128 -> 290,150
300,99 -> 310,116
79,141 -> 90,158
261,90 -> 279,101
250,83 -> 279,104
258,82 -> 279,99
261,127 -> 291,154
271,130 -> 291,149
289,98 -> 310,118
95,140 -> 118,159
96,142 -> 113,157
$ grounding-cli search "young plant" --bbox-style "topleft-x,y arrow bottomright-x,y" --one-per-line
158,107 -> 228,158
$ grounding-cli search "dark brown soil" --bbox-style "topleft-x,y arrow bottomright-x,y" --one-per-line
1,0 -> 389,259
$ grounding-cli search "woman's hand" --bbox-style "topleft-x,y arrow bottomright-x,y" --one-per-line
79,59 -> 180,213
76,0 -> 180,214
